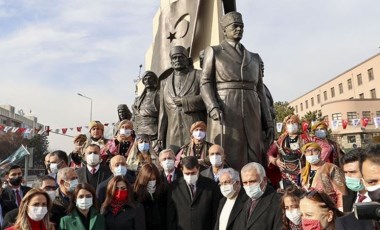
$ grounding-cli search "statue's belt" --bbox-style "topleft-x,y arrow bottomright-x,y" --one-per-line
216,82 -> 256,90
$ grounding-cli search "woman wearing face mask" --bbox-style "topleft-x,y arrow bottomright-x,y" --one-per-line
299,190 -> 343,230
310,121 -> 344,166
300,142 -> 346,211
60,183 -> 105,230
127,135 -> 159,175
5,188 -> 54,230
102,120 -> 135,162
267,115 -> 310,189
176,121 -> 213,170
133,163 -> 167,230
280,186 -> 304,230
101,176 -> 145,230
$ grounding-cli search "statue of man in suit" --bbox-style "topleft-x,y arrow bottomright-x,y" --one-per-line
158,46 -> 206,153
200,12 -> 274,170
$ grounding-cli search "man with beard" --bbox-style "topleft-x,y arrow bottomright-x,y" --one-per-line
113,104 -> 133,136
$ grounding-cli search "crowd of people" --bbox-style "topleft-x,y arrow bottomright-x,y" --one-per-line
0,115 -> 379,230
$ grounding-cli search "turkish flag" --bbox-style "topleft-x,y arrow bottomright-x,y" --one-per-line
362,118 -> 369,127
62,128 -> 68,134
0,125 -> 4,131
302,121 -> 309,133
342,119 -> 348,129
18,128 -> 27,134
77,127 -> 82,132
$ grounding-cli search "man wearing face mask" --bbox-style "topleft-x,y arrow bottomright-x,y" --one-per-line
96,155 -> 135,205
310,121 -> 344,166
237,162 -> 281,230
76,144 -> 112,190
215,168 -> 248,230
113,104 -> 133,136
51,167 -> 78,225
159,149 -> 183,185
201,145 -> 229,182
48,150 -> 69,180
340,148 -> 370,213
167,156 -> 222,230
267,114 -> 310,189
176,121 -> 213,169
0,165 -> 31,208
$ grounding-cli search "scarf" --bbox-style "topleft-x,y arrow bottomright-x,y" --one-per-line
110,199 -> 127,216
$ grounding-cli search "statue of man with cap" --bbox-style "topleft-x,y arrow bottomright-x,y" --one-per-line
200,11 -> 274,170
158,45 -> 206,153
113,104 -> 132,136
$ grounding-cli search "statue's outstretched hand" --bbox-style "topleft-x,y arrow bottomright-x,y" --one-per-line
210,108 -> 223,121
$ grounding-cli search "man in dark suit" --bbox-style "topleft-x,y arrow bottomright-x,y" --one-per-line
341,148 -> 370,213
76,144 -> 112,190
96,155 -> 135,205
48,150 -> 69,180
238,162 -> 281,230
201,144 -> 228,182
214,168 -> 247,230
159,149 -> 182,185
0,165 -> 31,208
167,156 -> 222,230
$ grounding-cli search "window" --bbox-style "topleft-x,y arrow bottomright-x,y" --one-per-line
331,87 -> 335,98
357,74 -> 362,86
376,111 -> 380,117
347,112 -> 358,122
370,89 -> 376,98
362,111 -> 372,124
368,68 -> 374,81
295,105 -> 298,113
339,83 -> 343,94
348,79 -> 352,90
332,113 -> 342,125
311,97 -> 314,107
347,135 -> 356,143
323,91 -> 328,101
317,94 -> 321,104
300,103 -> 303,111
305,100 -> 308,109
359,93 -> 364,99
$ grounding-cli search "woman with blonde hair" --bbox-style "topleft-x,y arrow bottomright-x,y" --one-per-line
127,135 -> 158,175
5,188 -> 54,230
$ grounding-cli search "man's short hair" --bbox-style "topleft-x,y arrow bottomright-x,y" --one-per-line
359,144 -> 380,173
159,149 -> 175,158
181,156 -> 199,170
85,144 -> 101,151
241,162 -> 266,181
7,164 -> 22,174
218,168 -> 240,182
57,167 -> 74,182
340,148 -> 364,166
50,150 -> 69,165
33,175 -> 55,189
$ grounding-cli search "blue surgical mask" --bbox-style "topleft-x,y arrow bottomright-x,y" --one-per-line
114,165 -> 127,176
315,130 -> 327,139
138,142 -> 150,152
65,179 -> 78,192
345,176 -> 364,192
244,182 -> 264,199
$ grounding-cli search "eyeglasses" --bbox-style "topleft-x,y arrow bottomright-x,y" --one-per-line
219,180 -> 235,186
305,149 -> 320,154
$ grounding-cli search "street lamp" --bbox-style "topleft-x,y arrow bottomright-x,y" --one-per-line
77,93 -> 93,121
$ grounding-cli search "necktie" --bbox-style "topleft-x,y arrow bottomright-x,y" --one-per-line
235,43 -> 242,56
189,184 -> 194,200
248,199 -> 258,218
15,190 -> 22,206
91,168 -> 96,174
358,194 -> 367,203
167,174 -> 172,184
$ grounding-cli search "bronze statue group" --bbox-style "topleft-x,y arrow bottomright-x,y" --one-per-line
1,11 -> 380,230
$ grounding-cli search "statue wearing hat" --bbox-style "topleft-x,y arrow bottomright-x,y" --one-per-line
200,11 -> 274,170
113,104 -> 132,136
158,45 -> 206,153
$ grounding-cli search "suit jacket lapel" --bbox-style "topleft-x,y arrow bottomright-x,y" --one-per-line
247,187 -> 272,228
179,179 -> 193,204
72,209 -> 86,229
178,70 -> 196,96
221,41 -> 243,65
241,44 -> 252,68
89,209 -> 98,230
226,192 -> 246,228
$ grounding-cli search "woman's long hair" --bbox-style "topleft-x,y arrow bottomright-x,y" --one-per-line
67,183 -> 98,213
100,175 -> 134,214
14,188 -> 54,230
133,163 -> 166,202
280,186 -> 304,230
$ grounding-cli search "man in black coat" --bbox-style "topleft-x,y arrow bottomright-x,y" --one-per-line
238,162 -> 281,230
167,156 -> 222,230
214,168 -> 247,230
1,165 -> 31,208
76,144 -> 112,191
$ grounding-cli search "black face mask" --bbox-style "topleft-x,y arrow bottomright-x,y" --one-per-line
368,187 -> 380,202
9,176 -> 23,186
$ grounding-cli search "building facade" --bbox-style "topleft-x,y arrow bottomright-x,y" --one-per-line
289,53 -> 380,149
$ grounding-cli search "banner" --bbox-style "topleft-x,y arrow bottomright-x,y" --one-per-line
342,119 -> 348,129
331,120 -> 339,130
0,145 -> 30,168
352,119 -> 360,127
374,117 -> 380,129
361,117 -> 369,127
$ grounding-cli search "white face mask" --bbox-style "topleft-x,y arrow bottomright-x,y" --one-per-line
192,130 -> 206,140
285,209 -> 301,225
65,179 -> 79,192
76,197 -> 93,210
161,159 -> 175,172
50,163 -> 59,174
244,182 -> 264,200
286,124 -> 298,134
46,190 -> 56,201
184,174 -> 198,186
119,128 -> 132,137
28,206 -> 48,221
366,184 -> 380,192
114,165 -> 127,176
86,153 -> 100,166
220,184 -> 236,199
209,155 -> 223,167
305,154 -> 320,165
147,180 -> 156,194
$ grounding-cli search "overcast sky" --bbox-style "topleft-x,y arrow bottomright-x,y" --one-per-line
1,0 -> 379,152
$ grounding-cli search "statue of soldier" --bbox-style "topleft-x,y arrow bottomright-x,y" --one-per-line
113,104 -> 132,136
158,46 -> 206,153
132,71 -> 160,140
200,11 -> 274,170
